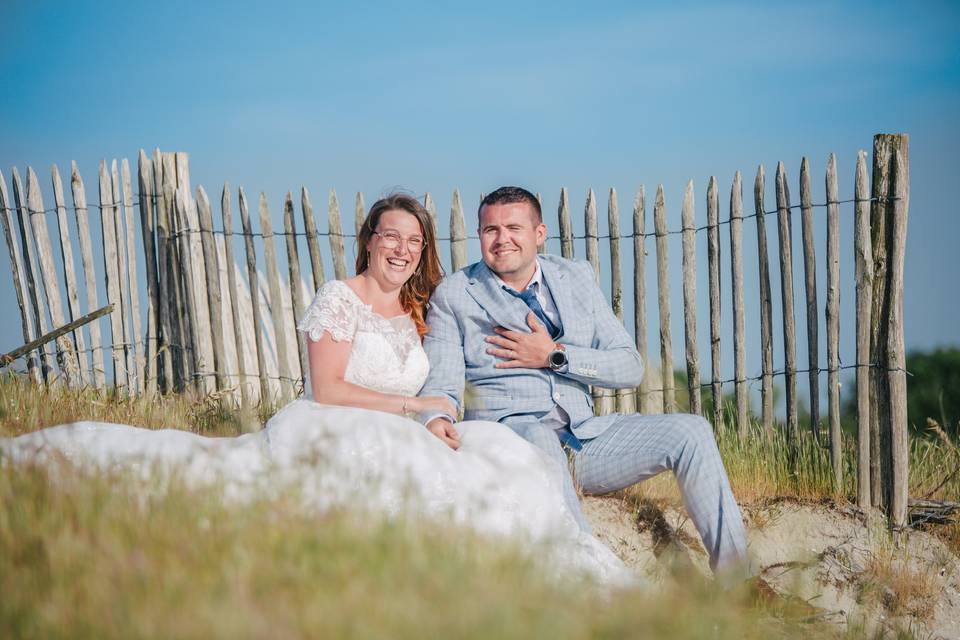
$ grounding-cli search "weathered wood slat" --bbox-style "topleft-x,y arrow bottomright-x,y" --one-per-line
870,134 -> 910,526
680,181 -> 701,416
558,188 -> 573,259
71,162 -> 106,389
632,186 -> 649,413
179,168 -> 215,394
301,187 -> 325,293
220,183 -> 251,406
654,184 -> 676,413
584,189 -> 600,282
27,167 -> 77,385
121,160 -> 144,392
2,304 -> 113,369
355,192 -> 365,239
51,164 -> 88,385
854,150 -> 873,509
174,187 -> 204,391
584,189 -> 611,414
13,168 -> 56,383
799,157 -> 820,441
284,191 -> 308,382
111,160 -> 135,390
886,143 -> 910,528
825,154 -> 842,487
328,190 -> 347,280
239,188 -> 270,403
98,161 -> 127,388
424,192 -> 438,231
754,166 -> 774,433
707,177 -> 723,430
197,186 -> 227,390
136,151 -> 159,393
608,188 -> 634,413
775,162 -> 798,442
729,172 -> 749,438
160,152 -> 188,389
0,169 -> 40,382
259,193 -> 295,401
450,189 -> 467,272
154,151 -> 177,390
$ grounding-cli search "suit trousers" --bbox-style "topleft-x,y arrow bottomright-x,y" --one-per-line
505,412 -> 749,576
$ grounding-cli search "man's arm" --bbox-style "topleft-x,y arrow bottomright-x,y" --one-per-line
559,261 -> 643,388
485,261 -> 643,389
419,278 -> 467,425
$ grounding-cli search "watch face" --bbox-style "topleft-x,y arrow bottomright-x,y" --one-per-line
550,350 -> 567,369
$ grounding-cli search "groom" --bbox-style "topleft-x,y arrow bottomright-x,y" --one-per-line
419,186 -> 748,576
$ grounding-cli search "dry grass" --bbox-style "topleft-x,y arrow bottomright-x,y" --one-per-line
859,545 -> 938,620
2,373 -> 957,638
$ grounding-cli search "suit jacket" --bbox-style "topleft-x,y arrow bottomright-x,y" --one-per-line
419,255 -> 644,441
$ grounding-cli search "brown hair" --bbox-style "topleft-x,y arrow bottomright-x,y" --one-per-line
478,186 -> 542,224
356,193 -> 443,338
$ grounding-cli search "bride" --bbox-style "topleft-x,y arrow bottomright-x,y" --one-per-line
1,194 -> 633,583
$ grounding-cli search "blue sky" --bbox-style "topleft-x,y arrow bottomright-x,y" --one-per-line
1,1 -> 958,398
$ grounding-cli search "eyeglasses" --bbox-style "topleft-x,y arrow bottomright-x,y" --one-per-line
373,230 -> 425,253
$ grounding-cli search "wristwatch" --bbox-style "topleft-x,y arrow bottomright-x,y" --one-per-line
548,343 -> 567,371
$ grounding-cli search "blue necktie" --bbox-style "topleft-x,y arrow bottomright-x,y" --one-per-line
505,285 -> 561,339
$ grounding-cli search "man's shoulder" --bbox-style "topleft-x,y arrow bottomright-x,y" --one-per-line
539,254 -> 594,280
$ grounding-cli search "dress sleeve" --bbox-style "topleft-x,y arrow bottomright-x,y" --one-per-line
297,281 -> 359,343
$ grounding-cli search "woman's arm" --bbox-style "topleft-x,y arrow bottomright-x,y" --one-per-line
307,333 -> 455,417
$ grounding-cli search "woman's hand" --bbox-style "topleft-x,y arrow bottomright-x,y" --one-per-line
407,395 -> 457,418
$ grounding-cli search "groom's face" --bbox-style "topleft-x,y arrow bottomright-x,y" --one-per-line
478,202 -> 546,286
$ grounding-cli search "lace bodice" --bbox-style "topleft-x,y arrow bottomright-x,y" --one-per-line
297,280 -> 429,398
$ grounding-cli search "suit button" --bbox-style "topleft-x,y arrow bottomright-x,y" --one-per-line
552,392 -> 561,402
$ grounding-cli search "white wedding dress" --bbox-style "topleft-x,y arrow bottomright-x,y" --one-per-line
1,280 -> 634,585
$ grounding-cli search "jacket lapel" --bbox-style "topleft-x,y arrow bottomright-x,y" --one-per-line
465,262 -> 532,332
540,258 -> 573,339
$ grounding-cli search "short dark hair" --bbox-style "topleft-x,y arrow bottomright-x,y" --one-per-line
478,186 -> 542,224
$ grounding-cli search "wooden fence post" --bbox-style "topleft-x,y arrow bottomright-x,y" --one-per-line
729,172 -> 749,439
197,185 -> 227,390
754,166 -> 775,434
825,154 -> 843,487
174,187 -> 205,392
632,186 -> 649,413
854,150 -> 873,509
654,184 -> 676,413
707,176 -> 723,430
121,160 -> 144,392
27,167 -> 78,385
869,133 -> 910,528
111,160 -> 135,390
558,188 -> 573,259
799,158 -> 821,441
98,161 -> 127,389
450,189 -> 467,272
220,183 -> 251,407
0,169 -> 40,383
608,188 -> 634,413
259,193 -> 295,401
12,168 -> 55,384
301,187 -> 325,293
680,180 -> 701,415
71,162 -> 106,389
775,162 -> 798,444
239,187 -> 271,404
137,152 -> 160,394
51,164 -> 89,385
328,190 -> 347,280
283,191 -> 308,383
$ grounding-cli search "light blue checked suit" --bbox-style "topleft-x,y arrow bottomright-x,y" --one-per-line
420,255 -> 748,574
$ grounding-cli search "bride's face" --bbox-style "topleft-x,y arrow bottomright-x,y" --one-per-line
366,209 -> 425,289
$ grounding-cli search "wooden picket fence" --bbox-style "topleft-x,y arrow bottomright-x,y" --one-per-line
0,133 -> 909,525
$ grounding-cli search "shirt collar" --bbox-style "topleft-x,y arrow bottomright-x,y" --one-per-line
494,259 -> 543,294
